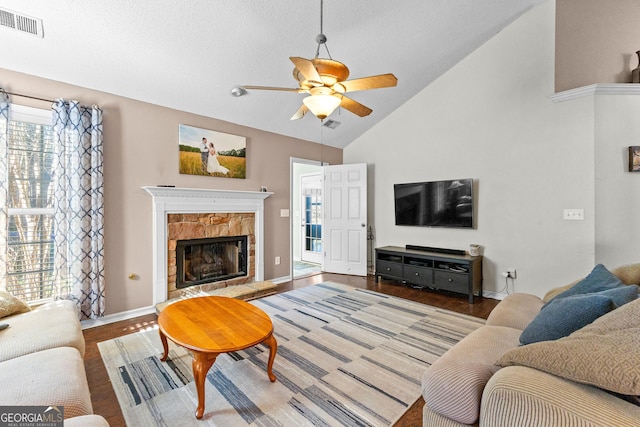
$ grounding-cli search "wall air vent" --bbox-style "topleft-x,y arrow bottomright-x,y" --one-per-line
322,119 -> 341,129
0,7 -> 44,38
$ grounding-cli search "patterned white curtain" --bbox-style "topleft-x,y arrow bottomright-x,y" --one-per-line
52,100 -> 105,319
0,92 -> 9,289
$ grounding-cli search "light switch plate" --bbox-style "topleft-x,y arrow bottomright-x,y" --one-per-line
563,209 -> 584,220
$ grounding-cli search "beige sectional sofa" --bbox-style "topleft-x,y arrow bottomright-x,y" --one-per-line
0,295 -> 109,426
422,263 -> 640,427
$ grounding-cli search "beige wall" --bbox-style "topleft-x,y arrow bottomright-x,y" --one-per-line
556,0 -> 640,91
0,67 -> 341,315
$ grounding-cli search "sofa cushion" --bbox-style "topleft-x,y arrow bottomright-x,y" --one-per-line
0,347 -> 93,418
0,300 -> 85,362
422,325 -> 522,425
485,293 -> 544,330
544,263 -> 623,305
482,366 -> 640,427
63,415 -> 110,427
519,286 -> 638,345
0,290 -> 31,319
611,262 -> 640,286
497,298 -> 640,396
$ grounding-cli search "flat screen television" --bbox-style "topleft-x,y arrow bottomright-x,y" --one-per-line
394,178 -> 474,228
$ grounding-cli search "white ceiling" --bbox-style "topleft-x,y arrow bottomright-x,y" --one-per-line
0,0 -> 543,148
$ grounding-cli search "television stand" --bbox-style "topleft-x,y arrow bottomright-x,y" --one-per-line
375,245 -> 483,303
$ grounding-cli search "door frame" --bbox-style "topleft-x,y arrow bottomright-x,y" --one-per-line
290,157 -> 325,279
300,172 -> 323,264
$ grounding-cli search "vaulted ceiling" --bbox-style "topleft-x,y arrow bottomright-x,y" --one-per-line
0,0 -> 544,148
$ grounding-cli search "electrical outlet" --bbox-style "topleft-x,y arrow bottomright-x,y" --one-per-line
563,209 -> 584,220
275,256 -> 281,265
502,269 -> 517,279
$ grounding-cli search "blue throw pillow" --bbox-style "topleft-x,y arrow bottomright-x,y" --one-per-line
544,264 -> 624,307
594,285 -> 639,307
520,293 -> 617,345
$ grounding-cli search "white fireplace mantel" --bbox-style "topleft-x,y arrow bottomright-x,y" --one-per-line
143,186 -> 273,304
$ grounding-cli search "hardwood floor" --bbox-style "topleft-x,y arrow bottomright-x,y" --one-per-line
83,273 -> 499,426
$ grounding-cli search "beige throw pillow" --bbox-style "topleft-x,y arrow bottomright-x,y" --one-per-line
496,298 -> 640,395
0,291 -> 31,319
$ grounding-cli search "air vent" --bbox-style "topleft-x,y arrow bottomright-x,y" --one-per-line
0,8 -> 44,38
322,119 -> 341,129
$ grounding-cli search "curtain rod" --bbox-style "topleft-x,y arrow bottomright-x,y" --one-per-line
2,90 -> 55,103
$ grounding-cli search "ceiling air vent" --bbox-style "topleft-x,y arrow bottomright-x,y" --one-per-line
322,119 -> 341,129
0,7 -> 44,38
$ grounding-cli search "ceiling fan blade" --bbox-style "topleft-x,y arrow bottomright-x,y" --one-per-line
337,73 -> 398,93
290,104 -> 309,120
243,85 -> 304,92
340,96 -> 372,117
290,57 -> 323,85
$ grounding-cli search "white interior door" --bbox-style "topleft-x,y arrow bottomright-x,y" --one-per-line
300,173 -> 323,264
323,163 -> 367,276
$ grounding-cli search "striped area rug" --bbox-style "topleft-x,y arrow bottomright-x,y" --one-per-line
98,282 -> 484,426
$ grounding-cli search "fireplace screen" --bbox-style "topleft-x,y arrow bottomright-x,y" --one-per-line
176,236 -> 248,289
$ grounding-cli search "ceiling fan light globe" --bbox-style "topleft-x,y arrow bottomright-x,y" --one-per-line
303,94 -> 341,120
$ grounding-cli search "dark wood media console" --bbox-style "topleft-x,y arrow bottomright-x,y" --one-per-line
375,245 -> 483,303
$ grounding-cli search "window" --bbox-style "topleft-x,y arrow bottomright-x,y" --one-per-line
5,105 -> 55,304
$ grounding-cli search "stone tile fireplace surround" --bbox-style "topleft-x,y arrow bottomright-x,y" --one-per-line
144,186 -> 272,304
168,213 -> 254,300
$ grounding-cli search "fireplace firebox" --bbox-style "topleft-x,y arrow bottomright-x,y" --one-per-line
176,236 -> 248,289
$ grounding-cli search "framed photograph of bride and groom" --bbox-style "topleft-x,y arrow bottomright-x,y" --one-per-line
178,124 -> 246,179
630,146 -> 640,173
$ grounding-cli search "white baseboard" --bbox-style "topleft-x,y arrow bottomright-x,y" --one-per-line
482,290 -> 509,300
81,278 -> 501,329
271,275 -> 291,284
80,277 -> 295,330
80,305 -> 157,330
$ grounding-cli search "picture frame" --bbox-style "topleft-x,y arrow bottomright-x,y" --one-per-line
629,146 -> 640,173
178,124 -> 246,179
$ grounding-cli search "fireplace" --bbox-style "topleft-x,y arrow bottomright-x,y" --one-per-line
143,186 -> 272,304
176,236 -> 248,289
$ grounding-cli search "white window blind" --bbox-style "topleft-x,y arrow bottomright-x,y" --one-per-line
6,105 -> 55,303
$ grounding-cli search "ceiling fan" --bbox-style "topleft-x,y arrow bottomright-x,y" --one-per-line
241,1 -> 398,121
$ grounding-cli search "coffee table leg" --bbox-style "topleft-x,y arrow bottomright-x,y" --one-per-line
159,329 -> 169,362
193,352 -> 218,420
263,333 -> 278,382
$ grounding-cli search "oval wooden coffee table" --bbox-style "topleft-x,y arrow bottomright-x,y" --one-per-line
157,296 -> 277,419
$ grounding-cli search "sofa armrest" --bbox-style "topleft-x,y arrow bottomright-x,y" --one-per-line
0,300 -> 84,362
485,293 -> 543,330
480,366 -> 640,427
422,326 -> 522,425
